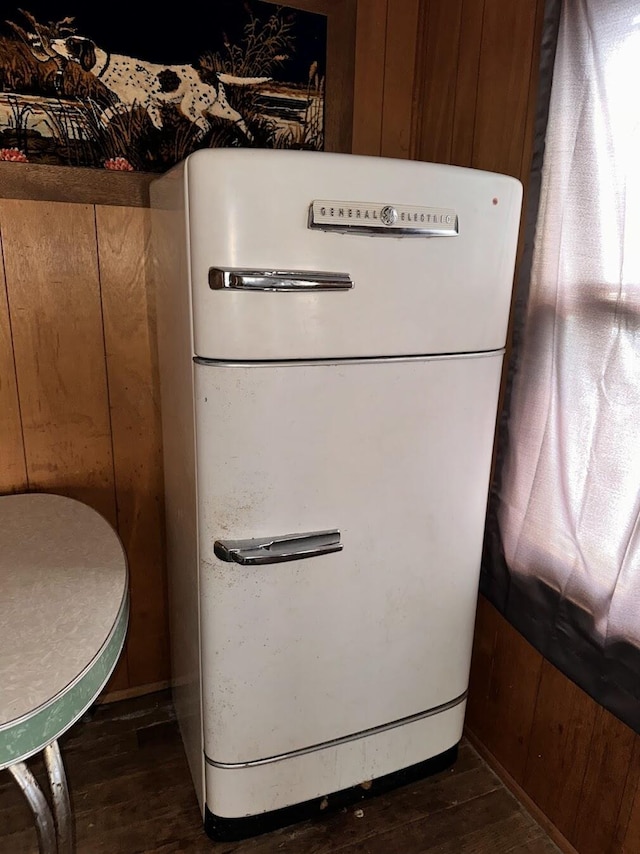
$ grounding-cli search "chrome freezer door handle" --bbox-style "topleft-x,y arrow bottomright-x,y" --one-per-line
214,530 -> 342,565
209,268 -> 353,292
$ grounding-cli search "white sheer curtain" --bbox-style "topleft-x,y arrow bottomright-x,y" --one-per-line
498,0 -> 640,647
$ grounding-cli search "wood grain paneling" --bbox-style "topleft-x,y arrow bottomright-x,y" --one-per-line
450,0 -> 485,166
466,594 -> 498,733
352,0 -> 388,155
466,598 -> 543,785
414,0 -> 464,165
0,162 -> 153,208
96,205 -> 169,689
519,0 -> 547,186
471,0 -> 539,177
466,598 -> 640,854
323,0 -> 357,154
467,727 -> 580,854
0,199 -> 128,692
0,200 -> 117,524
523,661 -> 597,839
380,0 -> 421,158
414,0 -> 543,178
570,708 -> 637,854
0,224 -> 27,493
611,736 -> 640,854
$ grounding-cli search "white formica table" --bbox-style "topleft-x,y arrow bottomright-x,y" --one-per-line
0,493 -> 129,853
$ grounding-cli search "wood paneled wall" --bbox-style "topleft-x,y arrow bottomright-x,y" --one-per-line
467,598 -> 640,854
414,0 -> 544,183
0,202 -> 168,696
352,0 -> 422,158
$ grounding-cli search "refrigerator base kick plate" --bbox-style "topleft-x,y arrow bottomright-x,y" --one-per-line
203,743 -> 458,842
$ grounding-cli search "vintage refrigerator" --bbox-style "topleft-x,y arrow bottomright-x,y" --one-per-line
150,148 -> 522,841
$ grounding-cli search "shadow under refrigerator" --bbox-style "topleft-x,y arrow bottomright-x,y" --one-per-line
150,149 -> 522,841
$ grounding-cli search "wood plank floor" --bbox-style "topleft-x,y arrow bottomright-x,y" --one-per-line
0,691 -> 562,853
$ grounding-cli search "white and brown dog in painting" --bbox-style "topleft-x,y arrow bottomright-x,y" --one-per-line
10,12 -> 270,141
48,36 -> 270,140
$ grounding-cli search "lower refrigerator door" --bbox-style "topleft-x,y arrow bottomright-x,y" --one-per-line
194,353 -> 503,822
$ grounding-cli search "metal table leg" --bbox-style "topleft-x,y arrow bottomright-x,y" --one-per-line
8,760 -> 57,854
44,740 -> 73,854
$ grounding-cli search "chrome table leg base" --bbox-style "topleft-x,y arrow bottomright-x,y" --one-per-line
44,740 -> 73,853
8,739 -> 73,854
8,760 -> 57,854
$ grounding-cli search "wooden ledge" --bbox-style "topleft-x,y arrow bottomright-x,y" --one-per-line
0,161 -> 155,208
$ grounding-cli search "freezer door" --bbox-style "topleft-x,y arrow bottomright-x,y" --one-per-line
195,354 -> 502,765
183,149 -> 522,360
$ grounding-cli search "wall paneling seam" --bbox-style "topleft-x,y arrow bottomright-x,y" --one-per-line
0,218 -> 29,489
469,0 -> 487,167
92,202 -> 130,689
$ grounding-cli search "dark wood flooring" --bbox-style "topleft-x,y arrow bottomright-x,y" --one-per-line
0,691 -> 561,853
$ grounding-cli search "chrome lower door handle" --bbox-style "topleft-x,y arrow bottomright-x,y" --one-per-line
214,530 -> 342,565
209,268 -> 353,292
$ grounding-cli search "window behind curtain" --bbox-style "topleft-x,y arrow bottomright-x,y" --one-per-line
482,0 -> 640,731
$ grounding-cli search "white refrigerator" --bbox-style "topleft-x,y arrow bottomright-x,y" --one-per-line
150,148 -> 522,841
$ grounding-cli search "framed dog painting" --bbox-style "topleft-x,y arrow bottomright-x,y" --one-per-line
0,1 -> 329,173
